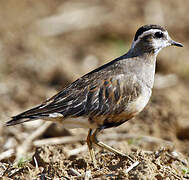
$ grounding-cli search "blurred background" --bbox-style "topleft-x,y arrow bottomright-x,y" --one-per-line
0,0 -> 189,178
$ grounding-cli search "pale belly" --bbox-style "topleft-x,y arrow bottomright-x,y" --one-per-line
126,87 -> 152,115
45,114 -> 97,129
60,117 -> 97,129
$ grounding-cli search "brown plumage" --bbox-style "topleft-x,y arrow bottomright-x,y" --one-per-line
6,24 -> 183,166
7,56 -> 142,129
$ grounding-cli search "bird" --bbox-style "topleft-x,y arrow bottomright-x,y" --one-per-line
6,24 -> 183,167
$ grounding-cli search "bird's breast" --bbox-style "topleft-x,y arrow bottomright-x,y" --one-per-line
126,86 -> 152,114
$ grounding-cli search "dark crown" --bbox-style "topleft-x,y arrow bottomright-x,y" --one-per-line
134,25 -> 166,41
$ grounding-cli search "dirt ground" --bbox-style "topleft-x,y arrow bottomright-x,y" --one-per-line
0,0 -> 189,179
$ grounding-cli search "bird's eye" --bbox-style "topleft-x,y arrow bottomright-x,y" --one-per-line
154,32 -> 164,38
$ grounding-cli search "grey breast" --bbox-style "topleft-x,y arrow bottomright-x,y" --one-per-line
118,55 -> 156,114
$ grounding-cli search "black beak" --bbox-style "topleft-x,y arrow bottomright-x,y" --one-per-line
170,40 -> 183,47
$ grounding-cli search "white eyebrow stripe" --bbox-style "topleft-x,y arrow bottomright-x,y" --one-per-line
131,29 -> 167,49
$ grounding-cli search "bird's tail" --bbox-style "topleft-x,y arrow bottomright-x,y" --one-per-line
6,116 -> 37,126
6,104 -> 49,126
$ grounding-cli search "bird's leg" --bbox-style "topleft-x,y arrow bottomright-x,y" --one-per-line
91,128 -> 134,162
87,128 -> 97,167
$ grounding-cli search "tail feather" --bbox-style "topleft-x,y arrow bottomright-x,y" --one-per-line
6,104 -> 50,126
6,116 -> 37,126
6,92 -> 76,126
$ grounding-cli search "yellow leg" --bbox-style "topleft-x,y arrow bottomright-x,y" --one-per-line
91,128 -> 134,162
87,129 -> 97,167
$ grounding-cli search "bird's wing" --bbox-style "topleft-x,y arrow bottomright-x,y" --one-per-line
12,74 -> 140,118
7,57 -> 142,126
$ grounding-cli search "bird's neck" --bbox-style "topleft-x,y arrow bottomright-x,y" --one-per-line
126,47 -> 157,65
120,47 -> 157,89
128,41 -> 157,58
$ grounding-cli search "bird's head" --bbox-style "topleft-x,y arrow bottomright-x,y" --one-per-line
131,24 -> 183,56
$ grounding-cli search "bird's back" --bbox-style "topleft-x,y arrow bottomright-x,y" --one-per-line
7,53 -> 155,129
